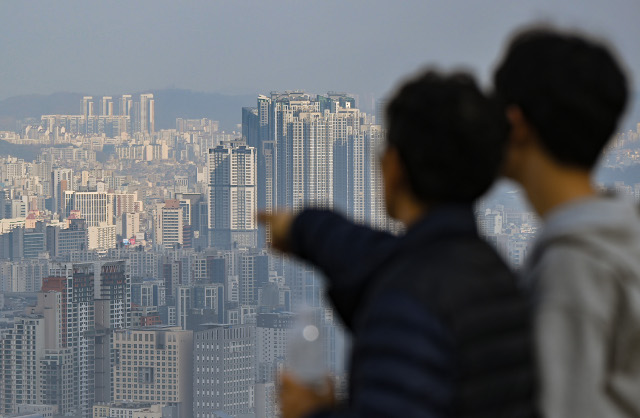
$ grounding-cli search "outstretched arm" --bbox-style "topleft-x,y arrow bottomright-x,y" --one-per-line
260,209 -> 399,325
290,209 -> 397,288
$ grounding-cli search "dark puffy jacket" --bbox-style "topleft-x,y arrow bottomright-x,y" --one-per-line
290,205 -> 537,417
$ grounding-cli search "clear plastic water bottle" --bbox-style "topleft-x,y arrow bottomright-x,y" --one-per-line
287,307 -> 328,390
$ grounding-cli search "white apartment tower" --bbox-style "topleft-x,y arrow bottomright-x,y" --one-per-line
82,96 -> 94,118
208,143 -> 257,249
245,92 -> 393,233
119,94 -> 133,117
101,96 -> 114,116
139,93 -> 155,135
155,200 -> 183,249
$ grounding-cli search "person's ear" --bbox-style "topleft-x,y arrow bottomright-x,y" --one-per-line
505,105 -> 534,147
501,106 -> 531,179
381,146 -> 404,190
381,146 -> 406,219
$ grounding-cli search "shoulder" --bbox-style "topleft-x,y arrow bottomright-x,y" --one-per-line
529,242 -> 618,322
381,235 -> 522,316
532,241 -> 616,295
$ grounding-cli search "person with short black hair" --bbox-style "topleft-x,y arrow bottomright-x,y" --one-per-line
494,27 -> 640,418
261,70 -> 537,418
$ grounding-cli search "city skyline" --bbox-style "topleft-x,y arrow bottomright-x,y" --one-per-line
2,3 -> 640,412
0,85 -> 639,418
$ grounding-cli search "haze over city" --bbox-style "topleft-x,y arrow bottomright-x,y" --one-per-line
1,1 -> 639,125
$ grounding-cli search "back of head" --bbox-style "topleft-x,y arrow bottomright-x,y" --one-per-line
386,70 -> 507,204
494,27 -> 628,169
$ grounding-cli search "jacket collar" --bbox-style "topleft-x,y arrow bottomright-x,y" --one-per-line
400,204 -> 478,250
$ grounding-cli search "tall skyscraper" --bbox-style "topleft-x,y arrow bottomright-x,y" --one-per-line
138,93 -> 155,135
175,285 -> 191,330
51,168 -> 73,216
238,250 -> 269,306
119,94 -> 133,117
93,260 -> 131,404
208,143 -> 257,249
100,96 -> 114,116
248,95 -> 277,246
244,91 -> 387,232
82,96 -> 94,118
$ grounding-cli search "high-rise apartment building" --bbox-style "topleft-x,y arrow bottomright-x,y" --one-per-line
237,250 -> 269,306
93,260 -> 131,404
94,260 -> 131,331
38,263 -> 97,417
51,168 -> 73,216
0,288 -> 77,416
100,97 -> 114,117
208,143 -> 257,249
255,312 -> 294,384
112,327 -> 193,418
119,95 -> 133,117
268,92 -> 331,211
40,348 -> 75,414
155,200 -> 183,249
193,324 -> 255,418
82,96 -> 95,118
0,316 -> 46,415
244,91 -> 390,242
175,285 -> 191,330
137,94 -> 155,135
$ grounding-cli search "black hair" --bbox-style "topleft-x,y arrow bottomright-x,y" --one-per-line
494,27 -> 628,169
386,70 -> 507,204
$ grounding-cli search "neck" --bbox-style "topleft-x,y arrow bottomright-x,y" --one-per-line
393,196 -> 429,227
520,160 -> 596,218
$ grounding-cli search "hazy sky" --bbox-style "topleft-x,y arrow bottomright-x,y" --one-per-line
1,0 -> 639,105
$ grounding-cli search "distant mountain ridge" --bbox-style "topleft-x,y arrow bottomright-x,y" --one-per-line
0,89 -> 257,132
1,90 -> 638,133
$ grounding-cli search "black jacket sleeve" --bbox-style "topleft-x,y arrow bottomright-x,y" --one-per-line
289,209 -> 398,326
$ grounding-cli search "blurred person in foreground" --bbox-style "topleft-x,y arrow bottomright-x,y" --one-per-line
493,27 -> 639,417
260,70 -> 537,418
